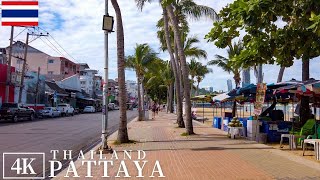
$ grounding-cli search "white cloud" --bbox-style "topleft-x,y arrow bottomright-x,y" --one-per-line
0,0 -> 319,92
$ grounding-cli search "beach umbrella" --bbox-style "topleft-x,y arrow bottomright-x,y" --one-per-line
236,84 -> 257,95
301,80 -> 320,94
227,88 -> 240,97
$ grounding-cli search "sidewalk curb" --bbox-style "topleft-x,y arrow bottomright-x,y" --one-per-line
53,116 -> 138,178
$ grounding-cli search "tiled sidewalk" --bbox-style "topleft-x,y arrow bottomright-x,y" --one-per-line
53,112 -> 320,180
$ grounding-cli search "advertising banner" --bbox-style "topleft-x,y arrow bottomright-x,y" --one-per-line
254,83 -> 267,115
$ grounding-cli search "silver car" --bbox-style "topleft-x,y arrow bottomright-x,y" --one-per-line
40,107 -> 61,118
83,106 -> 96,113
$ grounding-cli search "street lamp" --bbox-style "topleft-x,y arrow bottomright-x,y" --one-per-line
101,0 -> 113,154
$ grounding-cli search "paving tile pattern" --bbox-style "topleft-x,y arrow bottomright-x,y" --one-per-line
54,112 -> 320,180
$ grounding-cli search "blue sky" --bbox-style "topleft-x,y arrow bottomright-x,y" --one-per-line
1,0 -> 319,92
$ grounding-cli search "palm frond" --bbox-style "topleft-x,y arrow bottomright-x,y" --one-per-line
179,0 -> 219,20
135,0 -> 156,11
185,47 -> 207,59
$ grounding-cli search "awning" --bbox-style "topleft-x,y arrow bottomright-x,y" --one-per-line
191,95 -> 213,102
212,93 -> 230,102
45,81 -> 68,95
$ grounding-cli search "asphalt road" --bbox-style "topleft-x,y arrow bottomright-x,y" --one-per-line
0,110 -> 138,179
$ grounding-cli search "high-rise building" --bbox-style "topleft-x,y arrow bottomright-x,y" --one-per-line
227,79 -> 232,91
242,68 -> 251,87
209,87 -> 214,92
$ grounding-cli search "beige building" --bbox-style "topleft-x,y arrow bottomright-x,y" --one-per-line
8,41 -> 80,81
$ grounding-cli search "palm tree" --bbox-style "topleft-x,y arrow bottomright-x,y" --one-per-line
184,36 -> 207,59
110,0 -> 128,143
125,43 -> 158,121
135,0 -> 217,134
145,60 -> 174,111
166,4 -> 194,134
162,7 -> 185,127
195,65 -> 212,96
208,42 -> 243,88
188,58 -> 201,95
208,41 -> 244,117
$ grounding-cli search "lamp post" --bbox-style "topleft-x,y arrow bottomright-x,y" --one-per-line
101,0 -> 114,153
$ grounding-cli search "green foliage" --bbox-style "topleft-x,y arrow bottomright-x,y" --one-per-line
208,41 -> 243,87
125,43 -> 158,78
205,0 -> 320,68
188,58 -> 212,95
144,60 -> 172,102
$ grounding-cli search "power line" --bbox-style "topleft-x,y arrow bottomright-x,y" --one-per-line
13,27 -> 27,40
49,35 -> 79,63
44,36 -> 65,57
39,37 -> 65,57
38,26 -> 80,63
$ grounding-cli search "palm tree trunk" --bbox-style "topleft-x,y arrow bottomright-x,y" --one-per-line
163,7 -> 185,128
167,5 -> 193,134
137,76 -> 144,121
167,86 -> 170,113
141,78 -> 146,119
111,0 -> 129,143
232,80 -> 240,117
170,82 -> 174,113
300,56 -> 310,125
168,83 -> 173,113
190,76 -> 194,97
174,43 -> 184,96
277,66 -> 285,83
196,81 -> 200,96
231,100 -> 237,117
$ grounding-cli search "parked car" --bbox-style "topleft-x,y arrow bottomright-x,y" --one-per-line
57,104 -> 74,116
114,104 -> 119,110
83,106 -> 95,113
108,103 -> 115,110
74,108 -> 80,115
0,103 -> 35,122
40,107 -> 61,118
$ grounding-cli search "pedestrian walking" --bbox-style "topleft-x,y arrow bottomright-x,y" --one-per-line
152,103 -> 157,119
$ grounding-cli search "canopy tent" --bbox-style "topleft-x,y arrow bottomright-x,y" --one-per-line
191,95 -> 214,102
212,93 -> 230,102
273,79 -> 320,138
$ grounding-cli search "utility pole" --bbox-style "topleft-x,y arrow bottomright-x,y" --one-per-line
5,26 -> 14,103
34,67 -> 40,109
18,33 -> 30,103
101,0 -> 112,152
18,31 -> 48,103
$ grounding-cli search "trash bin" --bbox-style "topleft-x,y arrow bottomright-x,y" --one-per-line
213,117 -> 222,129
257,133 -> 267,144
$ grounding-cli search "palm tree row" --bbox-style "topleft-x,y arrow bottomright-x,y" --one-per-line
125,44 -> 158,121
135,0 -> 218,135
110,0 -> 217,143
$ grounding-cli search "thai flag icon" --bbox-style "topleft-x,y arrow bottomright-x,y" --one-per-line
1,0 -> 39,26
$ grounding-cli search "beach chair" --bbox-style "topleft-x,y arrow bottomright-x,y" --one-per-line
306,125 -> 320,139
290,119 -> 315,145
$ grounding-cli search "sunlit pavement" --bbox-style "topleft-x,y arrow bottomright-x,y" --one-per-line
54,112 -> 320,180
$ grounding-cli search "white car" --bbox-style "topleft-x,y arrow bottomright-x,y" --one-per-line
40,107 -> 61,118
57,104 -> 74,116
83,106 -> 95,113
114,104 -> 119,110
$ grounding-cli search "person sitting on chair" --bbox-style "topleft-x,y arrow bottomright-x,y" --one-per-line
191,111 -> 197,120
